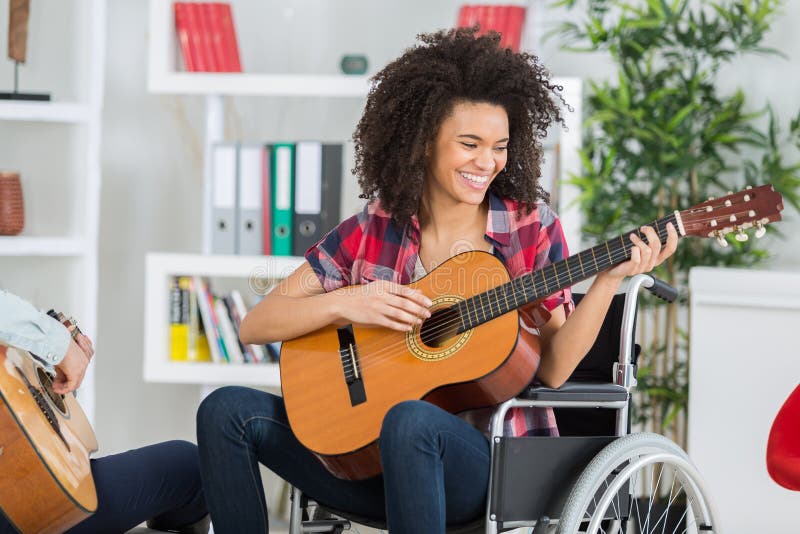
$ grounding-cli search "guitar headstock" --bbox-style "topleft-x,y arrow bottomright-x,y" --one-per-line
678,185 -> 784,246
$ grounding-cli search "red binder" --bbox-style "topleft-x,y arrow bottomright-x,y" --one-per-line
173,2 -> 241,72
455,4 -> 527,52
214,2 -> 242,72
172,2 -> 197,71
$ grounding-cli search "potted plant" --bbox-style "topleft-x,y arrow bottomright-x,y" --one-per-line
553,0 -> 800,445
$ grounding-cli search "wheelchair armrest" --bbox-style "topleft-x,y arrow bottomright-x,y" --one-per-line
521,381 -> 629,402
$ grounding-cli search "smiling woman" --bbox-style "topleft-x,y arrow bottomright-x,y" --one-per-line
195,26 -> 679,534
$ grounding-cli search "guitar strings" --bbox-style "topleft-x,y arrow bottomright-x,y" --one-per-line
302,206 -> 764,377
333,209 -> 739,374
330,224 -> 674,375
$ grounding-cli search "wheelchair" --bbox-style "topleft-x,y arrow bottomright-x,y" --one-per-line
286,274 -> 719,534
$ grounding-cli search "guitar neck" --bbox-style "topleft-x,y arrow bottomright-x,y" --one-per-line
455,212 -> 683,332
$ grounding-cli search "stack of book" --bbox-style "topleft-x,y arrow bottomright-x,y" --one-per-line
456,4 -> 527,52
174,1 -> 242,72
169,276 -> 280,364
209,142 -> 343,257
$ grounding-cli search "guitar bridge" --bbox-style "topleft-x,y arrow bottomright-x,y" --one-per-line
14,364 -> 71,452
337,325 -> 366,407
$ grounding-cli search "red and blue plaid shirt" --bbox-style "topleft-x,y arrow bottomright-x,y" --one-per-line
305,192 -> 574,437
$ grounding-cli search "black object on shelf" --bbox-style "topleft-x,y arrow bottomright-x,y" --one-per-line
1,62 -> 50,100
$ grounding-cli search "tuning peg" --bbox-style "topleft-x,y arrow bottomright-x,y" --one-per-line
746,185 -> 753,189
727,191 -> 733,195
735,229 -> 748,242
715,233 -> 729,247
755,223 -> 767,238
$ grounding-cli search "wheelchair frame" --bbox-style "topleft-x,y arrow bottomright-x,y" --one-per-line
288,274 -> 717,534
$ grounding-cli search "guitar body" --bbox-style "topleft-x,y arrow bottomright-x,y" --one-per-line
0,344 -> 98,534
281,251 -> 542,480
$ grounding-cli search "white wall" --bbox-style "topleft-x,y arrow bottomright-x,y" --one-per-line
689,267 -> 800,533
96,0 -> 799,485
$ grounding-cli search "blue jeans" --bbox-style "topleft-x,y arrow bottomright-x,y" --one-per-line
196,386 -> 490,534
0,440 -> 207,534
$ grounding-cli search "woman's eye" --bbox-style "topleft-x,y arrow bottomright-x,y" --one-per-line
461,142 -> 477,149
494,146 -> 508,152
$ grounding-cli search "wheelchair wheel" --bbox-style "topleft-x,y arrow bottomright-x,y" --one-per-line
557,433 -> 718,534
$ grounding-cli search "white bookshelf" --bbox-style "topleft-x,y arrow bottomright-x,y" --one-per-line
0,236 -> 86,256
146,0 -> 370,97
143,253 -> 305,386
148,72 -> 371,98
143,0 -> 583,389
0,101 -> 91,123
0,0 -> 106,423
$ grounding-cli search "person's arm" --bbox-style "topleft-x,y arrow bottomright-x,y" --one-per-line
239,262 -> 432,345
0,289 -> 70,365
536,224 -> 678,388
0,290 -> 92,394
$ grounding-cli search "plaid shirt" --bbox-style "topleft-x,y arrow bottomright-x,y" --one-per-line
306,192 -> 574,437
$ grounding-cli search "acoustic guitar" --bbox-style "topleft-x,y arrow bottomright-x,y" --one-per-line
280,185 -> 784,480
0,312 -> 98,534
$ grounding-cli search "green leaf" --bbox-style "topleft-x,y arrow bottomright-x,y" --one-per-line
666,104 -> 695,132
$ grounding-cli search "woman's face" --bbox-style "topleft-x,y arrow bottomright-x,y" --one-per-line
426,101 -> 509,207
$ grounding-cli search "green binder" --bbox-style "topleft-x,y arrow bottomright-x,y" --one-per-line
271,143 -> 295,256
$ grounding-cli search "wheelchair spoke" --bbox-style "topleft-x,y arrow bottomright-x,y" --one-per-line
557,434 -> 718,534
661,470 -> 678,534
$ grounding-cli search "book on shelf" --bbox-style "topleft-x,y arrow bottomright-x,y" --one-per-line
170,276 -> 212,362
208,141 -> 344,258
193,275 -> 227,363
456,4 -> 527,52
173,2 -> 242,73
228,290 -> 267,363
173,276 -> 277,364
214,298 -> 245,363
169,277 -> 190,360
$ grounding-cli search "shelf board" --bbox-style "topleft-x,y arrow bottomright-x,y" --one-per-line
144,361 -> 281,387
0,236 -> 86,256
148,72 -> 371,97
143,253 -> 305,387
0,101 -> 91,123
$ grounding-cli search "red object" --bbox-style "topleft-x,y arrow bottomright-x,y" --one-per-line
767,384 -> 800,491
455,5 -> 527,52
456,4 -> 474,27
197,3 -> 220,71
504,6 -> 526,52
173,3 -> 198,71
214,2 -> 242,72
261,146 -> 272,255
173,2 -> 241,72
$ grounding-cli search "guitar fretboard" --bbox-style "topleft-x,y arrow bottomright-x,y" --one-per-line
453,213 -> 680,332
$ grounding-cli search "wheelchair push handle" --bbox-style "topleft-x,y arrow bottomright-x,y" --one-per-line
641,275 -> 679,303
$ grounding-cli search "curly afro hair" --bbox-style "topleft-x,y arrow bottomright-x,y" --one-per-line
352,25 -> 568,229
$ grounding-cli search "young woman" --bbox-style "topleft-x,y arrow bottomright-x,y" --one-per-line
196,26 -> 678,533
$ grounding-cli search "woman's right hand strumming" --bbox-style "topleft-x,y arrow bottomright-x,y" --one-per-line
241,262 -> 432,345
332,280 -> 432,332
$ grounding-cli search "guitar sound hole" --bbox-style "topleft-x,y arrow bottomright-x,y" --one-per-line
36,367 -> 68,415
419,307 -> 460,347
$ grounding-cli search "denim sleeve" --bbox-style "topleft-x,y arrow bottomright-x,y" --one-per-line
0,290 -> 70,365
